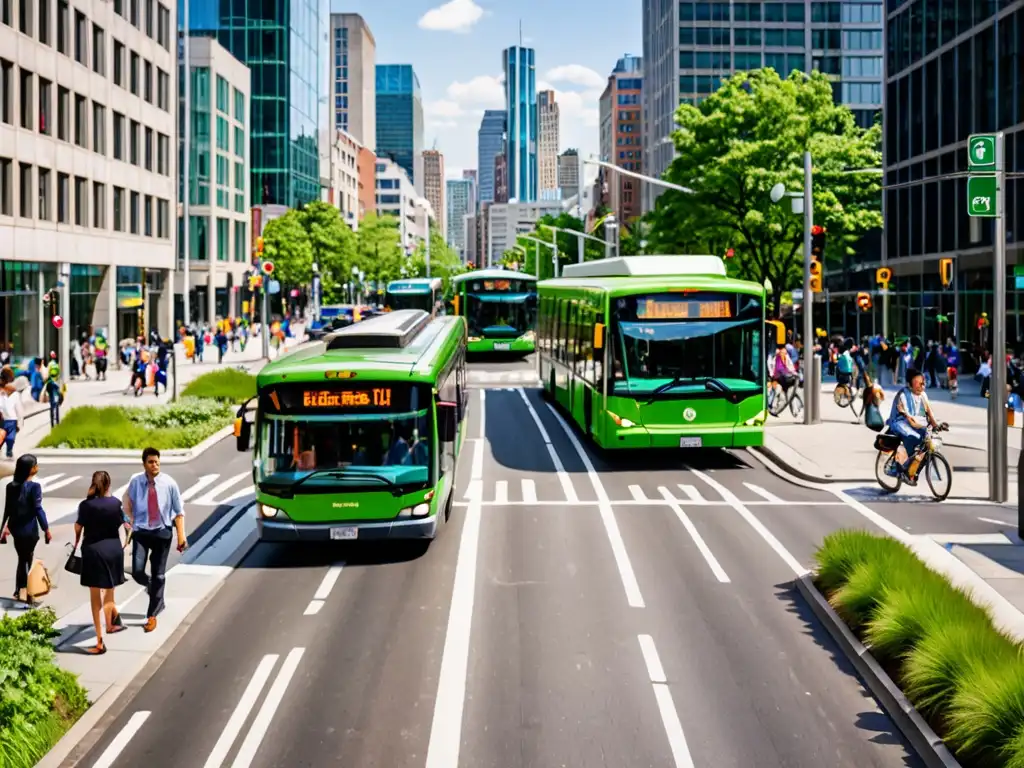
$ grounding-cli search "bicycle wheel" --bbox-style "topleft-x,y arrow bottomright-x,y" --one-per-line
833,385 -> 851,408
769,388 -> 787,417
789,393 -> 804,418
849,392 -> 864,418
875,451 -> 902,493
924,452 -> 953,501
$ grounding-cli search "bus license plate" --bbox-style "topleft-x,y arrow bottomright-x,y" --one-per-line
679,437 -> 703,448
494,343 -> 510,351
330,527 -> 358,540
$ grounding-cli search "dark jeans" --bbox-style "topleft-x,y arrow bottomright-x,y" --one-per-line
49,397 -> 60,426
2,419 -> 16,457
13,535 -> 38,595
131,528 -> 172,618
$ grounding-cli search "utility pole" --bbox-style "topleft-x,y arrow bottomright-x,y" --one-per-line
551,226 -> 558,278
181,12 -> 190,330
425,224 -> 431,278
802,151 -> 817,425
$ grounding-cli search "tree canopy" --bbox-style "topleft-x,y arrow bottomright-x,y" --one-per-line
404,226 -> 467,294
644,68 -> 882,312
499,212 -> 614,279
301,201 -> 358,304
260,209 -> 312,288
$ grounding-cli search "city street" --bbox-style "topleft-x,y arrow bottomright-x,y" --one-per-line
71,356 -> 948,768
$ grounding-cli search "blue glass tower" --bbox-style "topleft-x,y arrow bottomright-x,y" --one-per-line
476,109 -> 505,207
502,46 -> 537,202
375,64 -> 423,185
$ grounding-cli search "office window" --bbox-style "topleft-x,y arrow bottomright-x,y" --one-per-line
843,56 -> 883,77
143,60 -> 151,102
129,119 -> 138,163
56,172 -> 68,223
113,0 -> 122,15
156,68 -> 167,109
786,2 -> 805,21
844,30 -> 882,49
73,175 -> 87,225
157,132 -> 167,174
144,127 -> 152,170
73,10 -> 86,65
733,2 -> 760,20
56,85 -> 68,139
92,181 -> 105,228
234,126 -> 243,157
113,40 -> 123,85
91,24 -> 104,74
113,186 -> 124,230
216,75 -> 228,112
217,218 -> 228,260
156,197 -> 168,237
0,60 -> 10,124
56,0 -> 67,53
157,3 -> 169,48
129,51 -> 138,94
18,0 -> 30,34
18,68 -> 31,129
129,0 -> 138,26
234,220 -> 245,261
37,167 -> 49,220
18,163 -> 30,217
144,0 -> 152,35
216,116 -> 228,151
38,0 -> 47,43
143,193 -> 152,235
92,102 -> 104,153
112,111 -> 123,158
0,158 -> 10,215
73,93 -> 86,147
38,77 -> 50,134
233,88 -> 243,122
842,2 -> 882,23
129,190 -> 138,233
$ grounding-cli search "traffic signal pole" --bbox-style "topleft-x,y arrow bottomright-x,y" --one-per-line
802,151 -> 819,425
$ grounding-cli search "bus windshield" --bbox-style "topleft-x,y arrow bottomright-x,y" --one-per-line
611,292 -> 763,396
386,291 -> 434,313
466,293 -> 536,338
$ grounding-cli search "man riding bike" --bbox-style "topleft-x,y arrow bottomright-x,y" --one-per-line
887,368 -> 945,479
773,343 -> 798,394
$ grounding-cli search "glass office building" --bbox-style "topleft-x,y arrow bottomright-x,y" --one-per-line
503,46 -> 538,202
375,64 -> 424,185
476,109 -> 506,207
179,0 -> 326,208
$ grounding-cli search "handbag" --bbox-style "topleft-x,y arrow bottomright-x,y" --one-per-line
64,544 -> 83,575
27,559 -> 51,598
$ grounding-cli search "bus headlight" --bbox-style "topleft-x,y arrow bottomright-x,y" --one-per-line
744,410 -> 767,426
608,411 -> 635,429
259,503 -> 281,518
398,503 -> 431,518
520,330 -> 535,341
469,336 -> 482,342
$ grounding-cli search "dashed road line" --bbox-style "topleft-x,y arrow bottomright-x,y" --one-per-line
304,564 -> 345,616
91,711 -> 151,768
658,487 -> 730,583
203,655 -> 278,767
231,648 -> 305,768
637,635 -> 695,768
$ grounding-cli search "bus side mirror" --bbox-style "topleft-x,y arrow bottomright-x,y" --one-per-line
235,418 -> 251,451
437,401 -> 457,442
593,323 -> 605,350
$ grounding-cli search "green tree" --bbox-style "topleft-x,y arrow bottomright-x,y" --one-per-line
260,210 -> 312,288
355,213 -> 405,297
645,68 -> 882,314
512,212 -> 609,280
299,201 -> 357,304
406,226 -> 467,295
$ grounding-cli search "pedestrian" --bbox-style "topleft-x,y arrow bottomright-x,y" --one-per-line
122,447 -> 187,632
93,332 -> 108,380
73,471 -> 129,655
0,455 -> 52,605
45,352 -> 63,426
0,366 -> 23,458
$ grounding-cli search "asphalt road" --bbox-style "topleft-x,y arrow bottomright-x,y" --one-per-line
74,356 -> 986,767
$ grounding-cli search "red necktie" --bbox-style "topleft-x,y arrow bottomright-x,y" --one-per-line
147,481 -> 160,527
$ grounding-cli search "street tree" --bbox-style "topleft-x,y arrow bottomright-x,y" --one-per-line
355,213 -> 405,292
644,68 -> 882,313
299,201 -> 357,304
406,226 -> 467,294
260,209 -> 313,288
513,212 -> 609,279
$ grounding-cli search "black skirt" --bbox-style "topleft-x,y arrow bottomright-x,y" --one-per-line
80,538 -> 126,589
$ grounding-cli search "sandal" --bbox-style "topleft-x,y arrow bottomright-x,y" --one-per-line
106,624 -> 127,634
84,643 -> 106,655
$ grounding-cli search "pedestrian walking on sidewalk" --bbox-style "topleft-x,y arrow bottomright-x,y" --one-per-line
0,455 -> 52,604
0,366 -> 22,458
122,447 -> 187,633
44,352 -> 63,427
74,471 -> 129,655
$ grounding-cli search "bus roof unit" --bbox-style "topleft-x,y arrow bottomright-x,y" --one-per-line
559,256 -> 726,279
387,278 -> 443,293
451,269 -> 538,283
325,309 -> 431,350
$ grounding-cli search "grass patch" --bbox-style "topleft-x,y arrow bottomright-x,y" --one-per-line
39,397 -> 233,450
813,529 -> 1024,766
180,368 -> 257,403
0,609 -> 89,767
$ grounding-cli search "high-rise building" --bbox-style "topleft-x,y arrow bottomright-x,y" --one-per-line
641,1 -> 883,212
486,201 -> 564,266
558,149 -> 581,202
420,149 -> 445,237
357,146 -> 377,222
375,64 -> 423,186
323,129 -> 362,231
462,169 -> 478,214
375,158 -> 426,249
476,110 -> 505,206
538,90 -> 560,199
446,179 -> 473,257
502,45 -> 537,202
598,56 -> 643,225
329,14 -> 376,149
494,149 -> 509,204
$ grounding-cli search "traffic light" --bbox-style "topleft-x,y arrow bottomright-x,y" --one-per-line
810,225 -> 826,260
724,248 -> 735,259
255,236 -> 264,256
939,258 -> 953,287
875,267 -> 892,289
856,292 -> 872,311
809,260 -> 822,292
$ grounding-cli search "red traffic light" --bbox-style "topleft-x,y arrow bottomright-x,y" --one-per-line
725,248 -> 735,258
811,225 -> 825,236
261,261 -> 274,276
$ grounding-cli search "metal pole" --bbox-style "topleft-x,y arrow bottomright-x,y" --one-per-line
577,231 -> 584,263
856,308 -> 861,345
425,223 -> 431,277
551,227 -> 558,278
991,132 -> 1007,502
953,257 -> 960,340
182,10 -> 190,330
171,350 -> 178,402
261,284 -> 270,358
802,150 -> 817,425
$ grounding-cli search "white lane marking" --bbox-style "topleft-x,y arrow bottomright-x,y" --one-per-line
180,474 -> 220,502
471,390 -> 486,481
303,601 -> 324,616
658,487 -> 730,583
463,480 -> 482,500
629,485 -> 647,501
541,395 -> 645,608
521,479 -> 537,503
35,474 -> 64,489
638,634 -> 667,683
516,388 -> 578,502
829,487 -> 912,543
313,564 -> 344,600
979,516 -> 1012,526
44,474 -> 82,492
686,467 -> 809,577
676,484 -> 702,502
91,711 -> 151,768
424,489 -> 483,766
743,483 -> 784,503
230,648 -> 305,768
494,480 -> 508,504
202,655 -> 278,768
478,388 -> 486,440
193,472 -> 251,506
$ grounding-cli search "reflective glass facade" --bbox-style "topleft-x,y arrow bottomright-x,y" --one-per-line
503,46 -> 537,202
476,109 -> 506,206
375,64 -> 423,184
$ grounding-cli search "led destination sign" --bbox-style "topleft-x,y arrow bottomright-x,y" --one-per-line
302,388 -> 393,408
636,298 -> 732,320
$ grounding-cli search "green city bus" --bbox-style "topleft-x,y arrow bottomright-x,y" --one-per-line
236,309 -> 469,542
384,277 -> 443,314
451,269 -> 537,353
537,256 -> 767,450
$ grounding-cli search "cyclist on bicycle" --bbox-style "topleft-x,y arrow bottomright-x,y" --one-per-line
836,338 -> 856,389
773,343 -> 798,393
887,368 -> 942,478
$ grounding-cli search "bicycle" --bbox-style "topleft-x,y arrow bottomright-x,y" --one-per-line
768,374 -> 804,418
874,423 -> 952,500
833,375 -> 864,418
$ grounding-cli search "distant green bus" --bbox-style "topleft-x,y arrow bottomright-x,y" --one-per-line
537,256 -> 766,450
451,269 -> 537,353
236,309 -> 469,542
384,277 -> 443,314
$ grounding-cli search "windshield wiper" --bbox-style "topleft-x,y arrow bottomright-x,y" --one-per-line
646,375 -> 700,404
264,468 -> 402,497
704,377 -> 732,395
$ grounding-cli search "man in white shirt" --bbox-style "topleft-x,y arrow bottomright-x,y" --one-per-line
0,367 -> 23,459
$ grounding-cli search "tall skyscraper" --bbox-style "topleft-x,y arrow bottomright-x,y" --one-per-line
446,179 -> 473,257
558,149 -> 580,202
502,45 -> 538,202
598,56 -> 643,225
462,169 -> 478,214
537,90 -> 560,199
375,64 -> 424,185
329,14 -> 376,149
476,110 -> 506,206
421,150 -> 446,237
642,0 -> 883,212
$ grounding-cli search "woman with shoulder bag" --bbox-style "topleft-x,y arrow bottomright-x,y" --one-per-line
0,454 -> 52,604
72,471 -> 130,655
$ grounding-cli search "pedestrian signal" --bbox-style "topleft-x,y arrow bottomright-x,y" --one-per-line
856,292 -> 872,311
875,267 -> 892,288
939,258 -> 953,287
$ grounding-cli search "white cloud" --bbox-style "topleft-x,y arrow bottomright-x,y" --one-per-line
544,64 -> 606,90
445,75 -> 504,107
424,99 -> 464,119
417,0 -> 484,33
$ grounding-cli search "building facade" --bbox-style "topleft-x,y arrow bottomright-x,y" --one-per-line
464,212 -> 479,265
178,37 -> 250,325
329,13 -> 375,149
486,200 -> 563,266
322,129 -> 360,230
420,148 -> 445,236
374,157 -> 426,250
476,109 -> 505,207
0,0 -> 177,362
494,147 -> 509,204
375,64 -> 423,186
598,56 -> 643,225
357,145 -> 376,221
537,89 -> 559,199
502,45 -> 537,202
446,177 -> 472,256
641,0 -> 884,212
462,168 -> 477,214
558,148 -> 580,201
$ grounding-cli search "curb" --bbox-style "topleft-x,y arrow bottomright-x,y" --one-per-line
752,443 -> 872,484
794,573 -> 961,768
30,424 -> 235,464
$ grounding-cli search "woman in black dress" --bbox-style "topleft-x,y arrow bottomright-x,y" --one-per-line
73,470 -> 129,655
0,454 -> 52,604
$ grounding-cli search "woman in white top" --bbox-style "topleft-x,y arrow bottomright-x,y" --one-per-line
0,366 -> 23,459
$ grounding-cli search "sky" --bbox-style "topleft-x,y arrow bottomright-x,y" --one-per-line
330,0 -> 642,181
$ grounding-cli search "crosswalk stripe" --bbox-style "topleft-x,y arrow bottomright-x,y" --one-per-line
629,485 -> 647,501
36,474 -> 64,489
676,484 -> 702,503
180,474 -> 220,502
494,480 -> 508,504
463,479 -> 482,500
191,472 -> 250,506
743,483 -> 784,503
43,475 -> 82,492
521,479 -> 537,503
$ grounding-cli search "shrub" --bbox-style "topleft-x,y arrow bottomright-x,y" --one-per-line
180,368 -> 257,403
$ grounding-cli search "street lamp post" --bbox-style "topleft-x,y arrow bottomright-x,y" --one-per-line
519,235 -> 556,279
181,10 -> 190,330
538,224 -> 605,265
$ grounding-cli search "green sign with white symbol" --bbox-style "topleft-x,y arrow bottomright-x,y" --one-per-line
967,175 -> 998,217
968,134 -> 998,171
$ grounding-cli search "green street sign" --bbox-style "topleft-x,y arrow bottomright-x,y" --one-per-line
968,134 -> 997,171
967,175 -> 998,217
